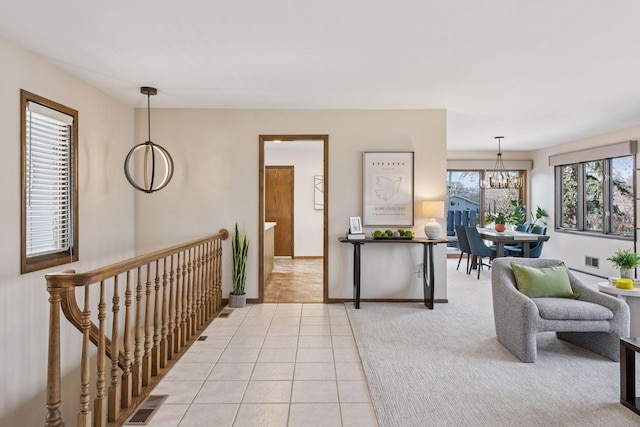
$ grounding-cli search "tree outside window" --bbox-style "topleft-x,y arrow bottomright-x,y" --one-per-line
560,164 -> 578,229
584,160 -> 603,231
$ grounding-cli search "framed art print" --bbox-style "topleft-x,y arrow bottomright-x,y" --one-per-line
363,151 -> 414,226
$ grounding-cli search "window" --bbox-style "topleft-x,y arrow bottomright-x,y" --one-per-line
555,155 -> 634,239
21,90 -> 78,273
447,170 -> 525,226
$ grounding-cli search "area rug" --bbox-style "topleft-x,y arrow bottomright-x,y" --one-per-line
346,262 -> 640,427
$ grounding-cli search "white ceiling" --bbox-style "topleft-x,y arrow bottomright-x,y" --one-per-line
2,0 -> 639,151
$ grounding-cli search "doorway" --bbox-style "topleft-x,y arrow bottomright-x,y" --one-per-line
258,135 -> 328,303
265,166 -> 294,257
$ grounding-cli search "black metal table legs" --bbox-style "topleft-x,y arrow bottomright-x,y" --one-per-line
352,243 -> 361,309
423,243 -> 434,309
350,241 -> 434,310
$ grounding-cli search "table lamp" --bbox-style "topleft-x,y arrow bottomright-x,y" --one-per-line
421,201 -> 445,239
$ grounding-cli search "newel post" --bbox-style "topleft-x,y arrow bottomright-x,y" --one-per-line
45,284 -> 64,427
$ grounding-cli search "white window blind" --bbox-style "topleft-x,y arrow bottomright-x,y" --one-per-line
25,101 -> 74,257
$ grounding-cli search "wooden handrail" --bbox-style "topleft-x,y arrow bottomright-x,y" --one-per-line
45,229 -> 229,427
46,230 -> 229,287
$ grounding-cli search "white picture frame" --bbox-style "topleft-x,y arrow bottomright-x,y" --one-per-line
314,175 -> 324,210
349,216 -> 363,234
363,151 -> 414,226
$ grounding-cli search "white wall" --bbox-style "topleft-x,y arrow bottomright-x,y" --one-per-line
265,141 -> 324,257
0,38 -> 135,427
531,126 -> 640,278
133,109 -> 449,302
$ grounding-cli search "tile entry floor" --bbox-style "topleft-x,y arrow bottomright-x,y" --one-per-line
142,303 -> 378,427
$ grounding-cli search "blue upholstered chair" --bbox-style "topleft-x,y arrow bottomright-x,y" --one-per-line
465,226 -> 496,279
505,224 -> 547,258
504,224 -> 530,254
454,225 -> 472,274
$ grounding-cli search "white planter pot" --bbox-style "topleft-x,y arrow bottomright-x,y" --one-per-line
620,268 -> 634,279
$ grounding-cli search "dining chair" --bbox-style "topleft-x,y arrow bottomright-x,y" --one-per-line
506,225 -> 547,258
504,224 -> 530,254
465,226 -> 496,279
531,225 -> 547,235
454,225 -> 472,274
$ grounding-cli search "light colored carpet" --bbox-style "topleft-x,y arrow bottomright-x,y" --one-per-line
346,260 -> 640,427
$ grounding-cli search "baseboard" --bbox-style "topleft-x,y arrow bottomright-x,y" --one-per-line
222,297 -> 260,306
223,298 -> 449,305
293,256 -> 323,259
567,267 -> 607,280
327,298 -> 448,304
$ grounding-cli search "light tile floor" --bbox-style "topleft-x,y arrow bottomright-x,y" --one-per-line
142,303 -> 378,427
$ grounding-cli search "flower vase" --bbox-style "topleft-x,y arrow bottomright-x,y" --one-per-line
495,223 -> 506,233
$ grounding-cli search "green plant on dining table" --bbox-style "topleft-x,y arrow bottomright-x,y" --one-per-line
484,211 -> 515,225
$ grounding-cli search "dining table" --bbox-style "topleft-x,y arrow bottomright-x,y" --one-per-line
477,227 -> 550,257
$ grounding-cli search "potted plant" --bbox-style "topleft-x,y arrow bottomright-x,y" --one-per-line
230,223 -> 249,308
485,212 -> 511,232
607,248 -> 640,279
509,199 -> 549,231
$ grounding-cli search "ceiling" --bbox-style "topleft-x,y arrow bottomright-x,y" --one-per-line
2,1 -> 639,151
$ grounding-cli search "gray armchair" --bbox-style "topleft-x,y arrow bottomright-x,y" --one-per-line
491,258 -> 629,362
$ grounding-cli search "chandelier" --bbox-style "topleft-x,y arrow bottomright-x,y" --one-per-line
124,87 -> 174,193
480,136 -> 522,189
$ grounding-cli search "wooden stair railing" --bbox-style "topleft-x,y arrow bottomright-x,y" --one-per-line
45,229 -> 229,427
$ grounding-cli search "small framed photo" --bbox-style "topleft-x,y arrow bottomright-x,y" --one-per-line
349,216 -> 363,234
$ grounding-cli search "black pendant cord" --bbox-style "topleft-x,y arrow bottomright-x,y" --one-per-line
147,91 -> 152,143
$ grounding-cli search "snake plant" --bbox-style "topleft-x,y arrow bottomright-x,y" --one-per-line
231,223 -> 249,295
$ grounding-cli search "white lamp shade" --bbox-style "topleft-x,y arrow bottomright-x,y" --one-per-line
421,201 -> 445,219
421,201 -> 445,239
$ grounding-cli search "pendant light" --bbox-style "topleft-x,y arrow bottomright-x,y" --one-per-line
124,86 -> 174,193
480,136 -> 522,189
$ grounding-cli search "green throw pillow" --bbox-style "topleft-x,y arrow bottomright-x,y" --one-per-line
510,262 -> 578,299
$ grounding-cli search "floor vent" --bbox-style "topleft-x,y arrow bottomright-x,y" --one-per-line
585,256 -> 599,268
124,395 -> 168,425
218,308 -> 233,318
197,335 -> 208,341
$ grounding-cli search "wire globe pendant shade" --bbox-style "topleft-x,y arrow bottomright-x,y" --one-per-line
124,87 -> 174,193
480,136 -> 522,189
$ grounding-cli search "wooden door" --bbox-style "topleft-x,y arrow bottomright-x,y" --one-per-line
265,166 -> 294,256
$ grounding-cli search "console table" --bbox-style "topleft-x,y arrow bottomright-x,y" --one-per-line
338,237 -> 447,309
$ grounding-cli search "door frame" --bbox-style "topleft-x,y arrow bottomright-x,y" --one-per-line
265,165 -> 295,257
258,135 -> 329,303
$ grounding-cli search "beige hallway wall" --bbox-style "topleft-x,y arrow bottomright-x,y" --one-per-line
0,37 -> 135,427
133,109 -> 449,302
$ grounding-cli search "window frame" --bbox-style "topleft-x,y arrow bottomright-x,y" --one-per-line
554,155 -> 635,240
20,90 -> 79,274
